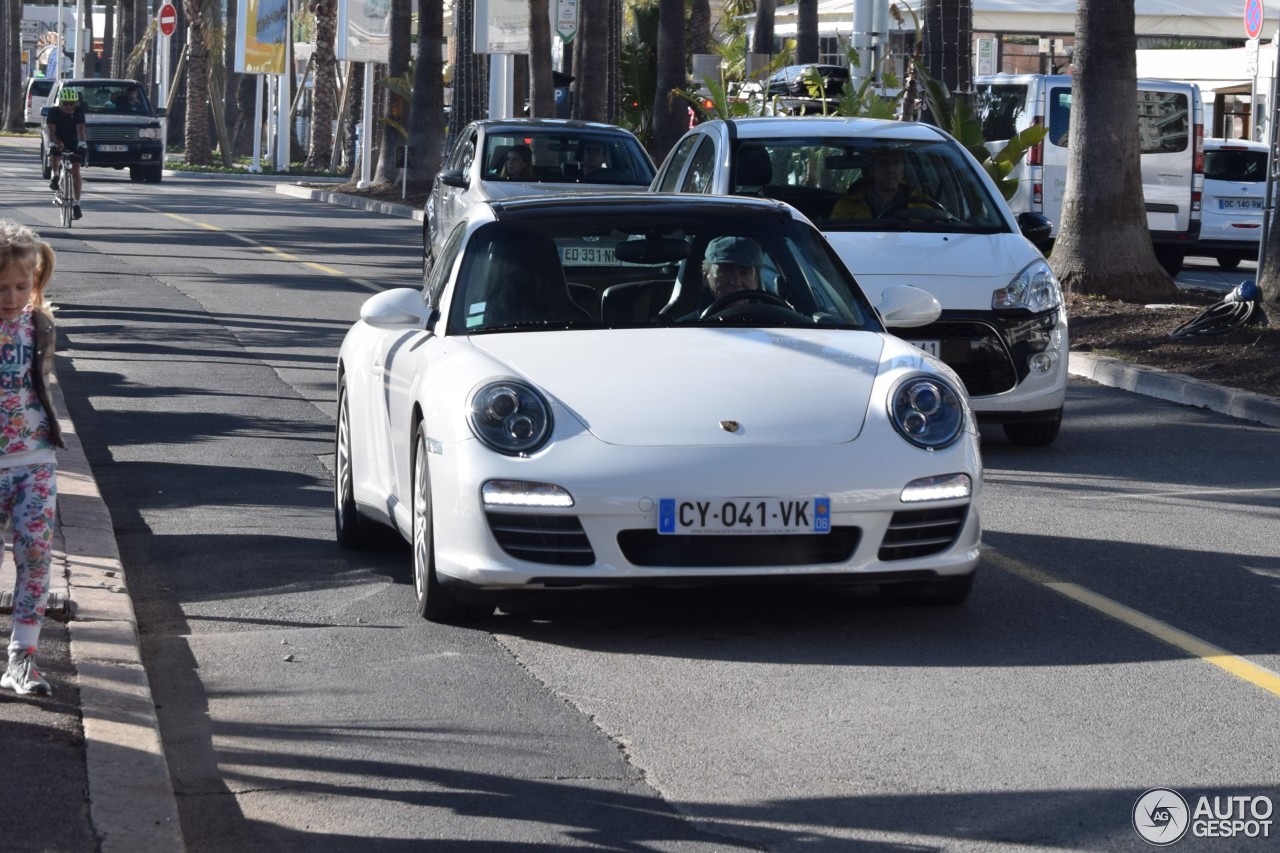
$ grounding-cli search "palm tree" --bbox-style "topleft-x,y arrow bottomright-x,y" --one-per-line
796,0 -> 818,64
572,0 -> 609,120
751,0 -> 775,56
183,0 -> 216,164
405,0 -> 445,184
649,0 -> 686,161
373,0 -> 411,184
528,0 -> 554,117
1049,0 -> 1176,302
305,0 -> 338,169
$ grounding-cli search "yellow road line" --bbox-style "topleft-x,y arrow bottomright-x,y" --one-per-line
989,550 -> 1280,699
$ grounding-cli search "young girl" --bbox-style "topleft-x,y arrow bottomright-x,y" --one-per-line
0,220 -> 63,697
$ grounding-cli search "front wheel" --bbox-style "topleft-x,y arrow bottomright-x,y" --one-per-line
1216,256 -> 1241,271
1002,408 -> 1062,447
412,425 -> 493,624
1154,248 -> 1185,276
334,380 -> 374,549
145,164 -> 163,183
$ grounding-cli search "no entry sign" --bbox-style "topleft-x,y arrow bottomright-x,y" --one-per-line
158,2 -> 178,38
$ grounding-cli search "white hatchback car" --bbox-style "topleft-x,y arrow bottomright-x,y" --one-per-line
1199,138 -> 1268,270
337,193 -> 982,622
653,117 -> 1068,446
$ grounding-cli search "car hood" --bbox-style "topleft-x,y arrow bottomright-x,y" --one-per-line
469,327 -> 892,447
822,231 -> 1038,311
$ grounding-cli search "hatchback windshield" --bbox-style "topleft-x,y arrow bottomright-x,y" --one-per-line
482,133 -> 654,185
445,215 -> 877,334
727,138 -> 1008,233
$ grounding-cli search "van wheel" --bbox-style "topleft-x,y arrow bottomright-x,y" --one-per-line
1216,256 -> 1241,271
1154,248 -> 1185,276
1003,409 -> 1062,447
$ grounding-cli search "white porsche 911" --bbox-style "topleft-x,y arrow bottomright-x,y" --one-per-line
335,193 -> 982,622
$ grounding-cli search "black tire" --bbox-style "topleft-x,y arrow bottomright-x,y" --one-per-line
1216,256 -> 1241,271
883,571 -> 975,606
129,166 -> 144,182
334,380 -> 374,549
145,164 -> 163,183
1154,248 -> 1185,276
412,424 -> 493,623
1002,408 -> 1062,447
41,155 -> 51,180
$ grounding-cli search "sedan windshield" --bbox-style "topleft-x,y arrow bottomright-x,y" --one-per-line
445,215 -> 880,334
730,138 -> 1008,233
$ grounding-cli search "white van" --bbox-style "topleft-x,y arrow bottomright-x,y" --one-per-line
975,74 -> 1204,274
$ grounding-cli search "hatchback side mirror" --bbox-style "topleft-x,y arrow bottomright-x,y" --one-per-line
1017,212 -> 1054,252
439,169 -> 468,189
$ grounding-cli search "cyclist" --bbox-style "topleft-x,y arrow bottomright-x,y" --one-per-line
45,88 -> 87,221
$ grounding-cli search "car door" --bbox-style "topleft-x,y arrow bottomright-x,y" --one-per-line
432,126 -> 478,249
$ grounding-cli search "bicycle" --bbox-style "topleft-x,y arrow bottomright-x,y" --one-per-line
50,148 -> 84,228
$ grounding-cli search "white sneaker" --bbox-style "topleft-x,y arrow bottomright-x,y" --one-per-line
1,648 -> 51,696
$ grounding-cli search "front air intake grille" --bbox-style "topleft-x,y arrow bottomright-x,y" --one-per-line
878,506 -> 968,561
617,528 -> 860,567
902,320 -> 1017,396
485,512 -> 595,566
89,127 -> 140,142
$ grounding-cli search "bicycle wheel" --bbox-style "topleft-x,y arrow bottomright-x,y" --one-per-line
60,165 -> 74,228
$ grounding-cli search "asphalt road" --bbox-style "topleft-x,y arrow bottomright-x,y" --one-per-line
2,135 -> 1278,852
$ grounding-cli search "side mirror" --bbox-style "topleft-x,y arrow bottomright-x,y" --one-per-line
360,288 -> 433,329
1017,212 -> 1054,252
876,284 -> 942,329
439,169 -> 468,189
155,108 -> 167,118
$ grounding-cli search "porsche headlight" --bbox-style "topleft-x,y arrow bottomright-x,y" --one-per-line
468,380 -> 552,455
890,376 -> 965,449
992,259 -> 1062,312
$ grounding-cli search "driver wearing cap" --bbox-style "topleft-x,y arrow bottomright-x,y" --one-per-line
702,236 -> 763,301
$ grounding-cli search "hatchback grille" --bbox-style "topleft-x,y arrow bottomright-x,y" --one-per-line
485,512 -> 594,566
90,127 -> 141,142
903,320 -> 1017,396
617,527 -> 860,567
878,506 -> 968,561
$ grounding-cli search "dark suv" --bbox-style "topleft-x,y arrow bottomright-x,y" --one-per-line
43,79 -> 166,183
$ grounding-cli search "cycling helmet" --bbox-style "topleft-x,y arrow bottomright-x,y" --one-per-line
58,88 -> 80,104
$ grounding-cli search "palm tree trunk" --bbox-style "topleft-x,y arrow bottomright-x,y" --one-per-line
305,0 -> 338,169
649,0 -> 686,162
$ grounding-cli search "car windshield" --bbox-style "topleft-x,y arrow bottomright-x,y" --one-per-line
482,132 -> 654,185
66,83 -> 152,115
729,138 -> 1008,234
1205,148 -> 1267,182
445,215 -> 879,334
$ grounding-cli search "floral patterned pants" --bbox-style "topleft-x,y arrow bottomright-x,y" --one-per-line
1,464 -> 57,654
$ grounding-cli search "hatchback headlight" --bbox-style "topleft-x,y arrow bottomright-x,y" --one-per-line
889,376 -> 965,449
992,259 -> 1062,312
468,380 -> 552,455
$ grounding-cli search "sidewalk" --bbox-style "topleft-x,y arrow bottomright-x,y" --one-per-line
2,181 -> 1276,853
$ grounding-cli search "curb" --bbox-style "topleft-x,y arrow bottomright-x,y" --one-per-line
53,380 -> 186,853
274,181 -> 424,221
1068,352 -> 1280,428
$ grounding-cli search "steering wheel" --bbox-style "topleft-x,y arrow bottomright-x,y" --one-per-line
699,289 -> 795,320
877,196 -> 950,220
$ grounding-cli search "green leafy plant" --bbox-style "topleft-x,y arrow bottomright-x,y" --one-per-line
912,59 -> 1047,200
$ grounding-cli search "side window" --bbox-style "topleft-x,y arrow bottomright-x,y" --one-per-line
424,224 -> 468,309
448,130 -> 476,172
1137,91 -> 1188,154
656,135 -> 699,191
679,137 -> 717,194
1048,88 -> 1071,147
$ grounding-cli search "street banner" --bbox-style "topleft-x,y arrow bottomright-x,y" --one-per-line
235,0 -> 288,74
336,0 -> 391,64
